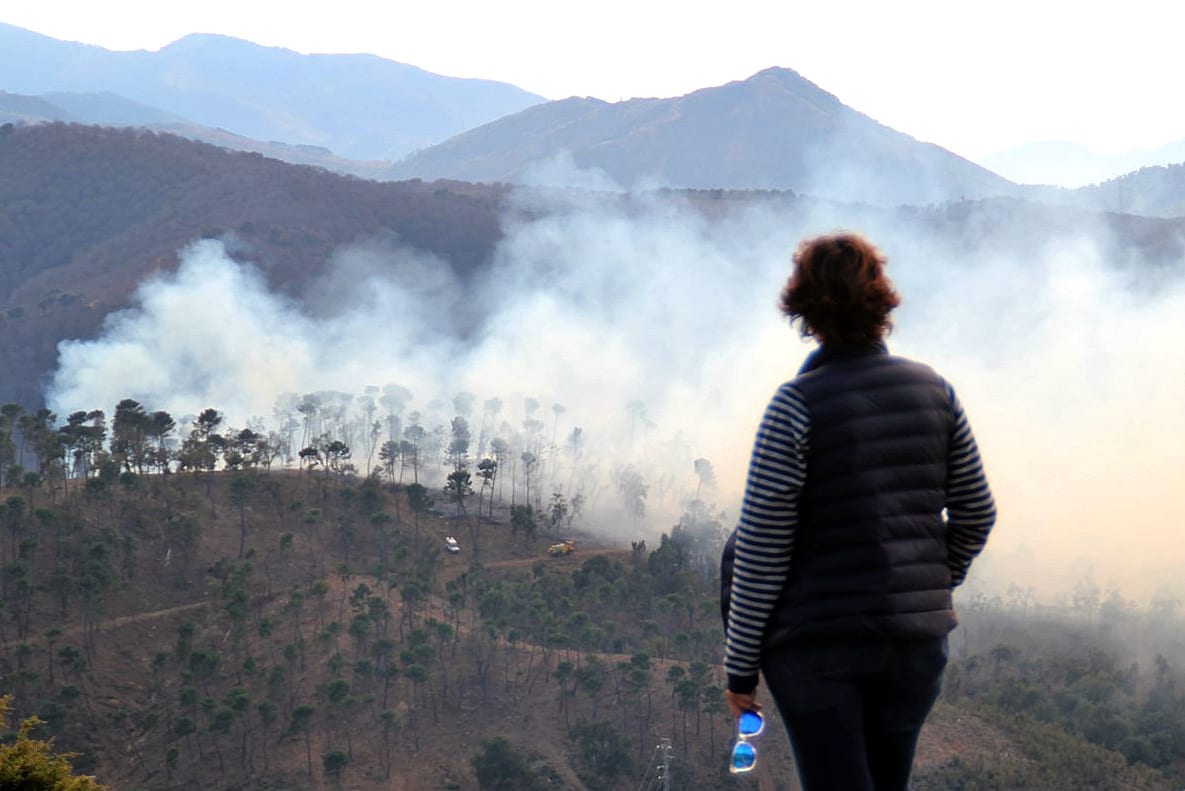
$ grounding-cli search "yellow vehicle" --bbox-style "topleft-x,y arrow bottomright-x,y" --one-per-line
548,539 -> 575,557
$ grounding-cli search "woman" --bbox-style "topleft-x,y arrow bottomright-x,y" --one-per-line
723,232 -> 996,790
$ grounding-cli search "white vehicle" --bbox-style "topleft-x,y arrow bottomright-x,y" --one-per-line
445,536 -> 460,554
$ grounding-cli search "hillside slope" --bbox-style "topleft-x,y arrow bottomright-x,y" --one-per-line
0,123 -> 506,406
1071,162 -> 1185,217
0,464 -> 1177,790
0,90 -> 395,179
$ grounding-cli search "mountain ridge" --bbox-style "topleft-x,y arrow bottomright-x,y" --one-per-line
385,66 -> 1020,206
0,22 -> 546,160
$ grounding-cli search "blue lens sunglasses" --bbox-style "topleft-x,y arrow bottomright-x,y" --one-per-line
730,709 -> 765,774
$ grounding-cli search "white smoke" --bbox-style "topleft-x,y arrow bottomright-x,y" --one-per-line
52,241 -> 319,421
45,179 -> 1185,603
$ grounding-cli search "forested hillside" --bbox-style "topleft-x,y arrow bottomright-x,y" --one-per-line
1070,162 -> 1185,218
1,394 -> 1184,789
0,392 -> 782,789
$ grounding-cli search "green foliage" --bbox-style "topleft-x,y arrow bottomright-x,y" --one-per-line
321,749 -> 348,780
467,522 -> 724,662
405,483 -> 432,516
913,711 -> 1170,790
570,720 -> 633,784
287,704 -> 315,736
0,696 -> 107,789
510,504 -> 536,538
444,469 -> 473,514
945,639 -> 1185,778
471,737 -> 545,791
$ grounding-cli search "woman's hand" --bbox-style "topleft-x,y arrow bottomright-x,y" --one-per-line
725,689 -> 762,719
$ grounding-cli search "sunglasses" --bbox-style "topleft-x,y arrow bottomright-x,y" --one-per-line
729,709 -> 765,774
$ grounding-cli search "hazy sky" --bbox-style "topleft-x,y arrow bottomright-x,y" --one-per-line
5,1 -> 1185,160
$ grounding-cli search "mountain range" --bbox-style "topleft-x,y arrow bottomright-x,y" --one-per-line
0,22 -> 545,161
5,23 -> 1185,212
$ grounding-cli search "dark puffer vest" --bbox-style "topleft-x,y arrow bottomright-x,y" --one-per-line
764,344 -> 958,646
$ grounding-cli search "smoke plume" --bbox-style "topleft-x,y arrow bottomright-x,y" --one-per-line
46,175 -> 1185,604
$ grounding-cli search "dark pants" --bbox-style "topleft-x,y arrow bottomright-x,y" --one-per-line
761,636 -> 948,791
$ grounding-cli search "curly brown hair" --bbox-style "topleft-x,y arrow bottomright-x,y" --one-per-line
779,232 -> 901,347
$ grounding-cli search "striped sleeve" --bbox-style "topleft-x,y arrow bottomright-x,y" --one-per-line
725,384 -> 808,692
945,385 -> 996,587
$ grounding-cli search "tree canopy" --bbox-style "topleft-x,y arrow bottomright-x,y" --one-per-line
0,696 -> 108,790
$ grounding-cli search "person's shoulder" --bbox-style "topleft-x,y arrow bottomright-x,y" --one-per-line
886,353 -> 946,382
771,379 -> 807,402
885,354 -> 958,401
763,381 -> 809,420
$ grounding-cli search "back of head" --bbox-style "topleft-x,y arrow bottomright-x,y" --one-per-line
779,232 -> 901,348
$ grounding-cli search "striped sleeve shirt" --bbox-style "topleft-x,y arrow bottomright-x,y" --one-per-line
724,381 -> 996,692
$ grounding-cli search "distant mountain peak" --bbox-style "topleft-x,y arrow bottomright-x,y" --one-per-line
734,66 -> 844,106
388,65 -> 1015,205
160,32 -> 298,56
749,65 -> 820,84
